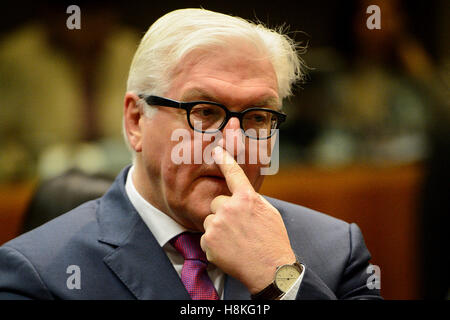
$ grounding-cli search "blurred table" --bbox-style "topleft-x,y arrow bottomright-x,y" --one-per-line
260,162 -> 424,300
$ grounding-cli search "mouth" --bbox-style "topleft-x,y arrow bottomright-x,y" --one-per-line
195,166 -> 225,181
195,170 -> 226,183
193,170 -> 231,195
199,175 -> 225,180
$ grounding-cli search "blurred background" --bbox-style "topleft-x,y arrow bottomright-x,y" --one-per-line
0,0 -> 448,300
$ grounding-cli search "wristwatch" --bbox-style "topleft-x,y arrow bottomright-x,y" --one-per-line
251,261 -> 303,300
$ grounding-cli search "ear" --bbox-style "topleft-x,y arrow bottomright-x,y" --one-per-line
123,92 -> 144,152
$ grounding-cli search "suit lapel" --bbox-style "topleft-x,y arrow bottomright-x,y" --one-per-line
103,217 -> 190,300
97,166 -> 190,300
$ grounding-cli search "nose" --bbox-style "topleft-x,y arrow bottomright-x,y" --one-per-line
216,117 -> 246,161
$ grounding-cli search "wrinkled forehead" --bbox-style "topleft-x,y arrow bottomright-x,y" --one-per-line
166,43 -> 280,107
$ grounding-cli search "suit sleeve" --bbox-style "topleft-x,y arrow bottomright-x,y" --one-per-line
0,245 -> 53,300
336,223 -> 382,299
295,223 -> 382,300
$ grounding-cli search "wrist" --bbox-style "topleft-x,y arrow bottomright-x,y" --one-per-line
247,254 -> 296,294
251,259 -> 303,300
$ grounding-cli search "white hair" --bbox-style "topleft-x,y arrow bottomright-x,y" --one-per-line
124,8 -> 306,156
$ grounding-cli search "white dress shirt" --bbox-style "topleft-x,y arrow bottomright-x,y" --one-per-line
125,166 -> 303,299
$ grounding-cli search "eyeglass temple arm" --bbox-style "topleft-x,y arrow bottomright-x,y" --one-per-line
138,95 -> 181,109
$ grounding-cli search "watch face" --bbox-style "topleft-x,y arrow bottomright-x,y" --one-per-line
274,265 -> 301,293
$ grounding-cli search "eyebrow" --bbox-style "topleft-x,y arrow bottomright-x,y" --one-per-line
181,88 -> 281,110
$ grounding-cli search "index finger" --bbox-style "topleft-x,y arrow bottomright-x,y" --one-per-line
213,146 -> 254,194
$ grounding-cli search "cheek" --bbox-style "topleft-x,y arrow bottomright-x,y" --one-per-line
159,133 -> 201,200
140,124 -> 164,172
140,115 -> 185,188
243,139 -> 272,190
243,163 -> 264,191
245,137 -> 275,163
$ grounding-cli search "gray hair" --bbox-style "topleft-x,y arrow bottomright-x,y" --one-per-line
124,8 -> 306,156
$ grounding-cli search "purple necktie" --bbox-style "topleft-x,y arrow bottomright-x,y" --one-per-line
170,232 -> 219,300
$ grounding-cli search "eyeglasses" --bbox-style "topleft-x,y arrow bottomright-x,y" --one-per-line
138,94 -> 287,140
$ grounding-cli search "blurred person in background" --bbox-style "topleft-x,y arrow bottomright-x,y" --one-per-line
21,169 -> 113,233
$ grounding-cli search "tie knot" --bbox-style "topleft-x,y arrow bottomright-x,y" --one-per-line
170,232 -> 207,262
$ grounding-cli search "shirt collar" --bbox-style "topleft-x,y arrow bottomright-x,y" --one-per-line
125,165 -> 187,247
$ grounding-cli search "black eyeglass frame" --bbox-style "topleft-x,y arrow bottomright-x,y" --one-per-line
138,94 -> 287,140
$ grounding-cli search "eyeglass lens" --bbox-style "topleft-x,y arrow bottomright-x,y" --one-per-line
189,104 -> 278,138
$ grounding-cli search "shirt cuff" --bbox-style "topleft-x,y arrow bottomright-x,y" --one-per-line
279,264 -> 306,300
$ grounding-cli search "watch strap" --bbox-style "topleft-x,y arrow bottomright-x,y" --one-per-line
250,282 -> 284,300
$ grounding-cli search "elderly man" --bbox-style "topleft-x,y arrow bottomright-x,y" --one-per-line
0,8 -> 381,300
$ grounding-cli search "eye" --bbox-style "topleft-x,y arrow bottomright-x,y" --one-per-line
191,105 -> 224,119
244,111 -> 270,123
253,115 -> 267,123
197,107 -> 215,117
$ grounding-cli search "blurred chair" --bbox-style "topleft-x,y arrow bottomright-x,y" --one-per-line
20,169 -> 114,233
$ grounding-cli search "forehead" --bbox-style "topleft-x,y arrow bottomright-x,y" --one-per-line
181,88 -> 280,108
166,43 -> 280,108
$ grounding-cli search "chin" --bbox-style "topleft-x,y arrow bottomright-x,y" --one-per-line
182,202 -> 213,232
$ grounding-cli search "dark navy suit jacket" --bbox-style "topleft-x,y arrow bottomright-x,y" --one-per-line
0,167 -> 381,299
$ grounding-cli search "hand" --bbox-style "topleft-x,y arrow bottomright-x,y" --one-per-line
200,146 -> 296,294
